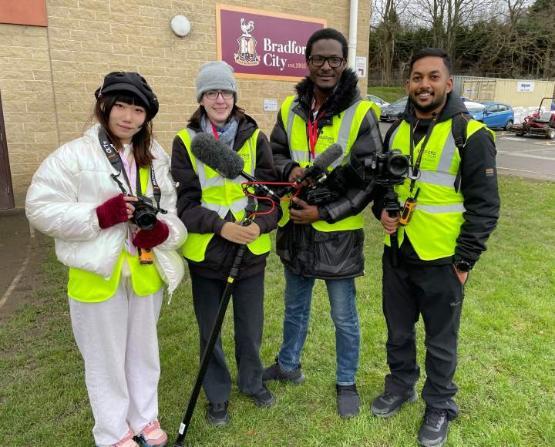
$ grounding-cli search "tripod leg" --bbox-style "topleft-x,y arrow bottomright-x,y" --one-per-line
174,245 -> 248,447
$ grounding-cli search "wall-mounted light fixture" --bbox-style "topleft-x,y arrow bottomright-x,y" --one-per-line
170,15 -> 191,37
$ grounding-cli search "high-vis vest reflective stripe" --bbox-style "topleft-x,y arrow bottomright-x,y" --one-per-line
177,128 -> 271,262
386,118 -> 491,260
279,95 -> 372,232
68,166 -> 163,302
365,99 -> 382,121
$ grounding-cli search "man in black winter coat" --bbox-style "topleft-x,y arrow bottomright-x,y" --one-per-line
262,28 -> 383,418
370,48 -> 500,447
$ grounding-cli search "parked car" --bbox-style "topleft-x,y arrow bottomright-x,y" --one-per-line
380,96 -> 407,122
367,94 -> 390,108
479,102 -> 514,130
463,100 -> 485,119
464,101 -> 514,130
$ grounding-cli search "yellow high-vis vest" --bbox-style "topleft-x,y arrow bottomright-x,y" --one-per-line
68,167 -> 163,302
177,128 -> 271,262
278,95 -> 373,231
364,99 -> 382,121
386,118 -> 492,260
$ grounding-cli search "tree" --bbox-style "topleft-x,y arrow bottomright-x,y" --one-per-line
405,0 -> 495,58
367,0 -> 552,83
370,0 -> 407,84
528,0 -> 555,78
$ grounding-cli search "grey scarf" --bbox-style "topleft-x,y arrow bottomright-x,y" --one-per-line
201,115 -> 238,149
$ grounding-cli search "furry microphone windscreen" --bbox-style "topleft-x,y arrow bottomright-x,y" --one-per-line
190,133 -> 244,179
298,143 -> 344,183
313,143 -> 343,170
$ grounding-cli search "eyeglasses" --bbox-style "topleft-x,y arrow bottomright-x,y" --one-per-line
204,90 -> 234,100
308,55 -> 345,68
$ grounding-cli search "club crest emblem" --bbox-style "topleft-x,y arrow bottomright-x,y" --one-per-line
234,18 -> 260,66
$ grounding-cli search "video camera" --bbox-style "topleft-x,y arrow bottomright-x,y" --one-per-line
294,161 -> 352,205
299,183 -> 341,206
363,150 -> 410,186
296,149 -> 410,206
362,150 -> 411,268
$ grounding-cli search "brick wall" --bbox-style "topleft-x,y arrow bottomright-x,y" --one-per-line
0,24 -> 58,204
0,0 -> 371,205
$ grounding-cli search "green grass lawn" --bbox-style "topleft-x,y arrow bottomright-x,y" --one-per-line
367,86 -> 405,103
1,176 -> 554,446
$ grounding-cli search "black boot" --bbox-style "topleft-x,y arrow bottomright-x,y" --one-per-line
370,389 -> 417,417
417,407 -> 449,447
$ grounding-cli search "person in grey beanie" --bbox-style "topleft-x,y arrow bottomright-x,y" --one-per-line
195,61 -> 238,102
171,61 -> 279,426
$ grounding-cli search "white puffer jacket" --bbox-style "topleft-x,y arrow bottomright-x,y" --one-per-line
25,124 -> 187,294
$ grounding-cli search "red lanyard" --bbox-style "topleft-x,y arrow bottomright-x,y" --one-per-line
210,122 -> 220,140
307,116 -> 319,160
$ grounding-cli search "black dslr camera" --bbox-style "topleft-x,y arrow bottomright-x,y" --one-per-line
366,150 -> 411,268
110,173 -> 167,230
365,150 -> 410,186
132,195 -> 164,230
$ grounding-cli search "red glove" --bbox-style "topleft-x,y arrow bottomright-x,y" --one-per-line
96,194 -> 128,229
132,220 -> 169,250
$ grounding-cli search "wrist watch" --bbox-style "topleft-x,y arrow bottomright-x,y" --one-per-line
454,259 -> 473,272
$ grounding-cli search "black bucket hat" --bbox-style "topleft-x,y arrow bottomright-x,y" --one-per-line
95,71 -> 159,118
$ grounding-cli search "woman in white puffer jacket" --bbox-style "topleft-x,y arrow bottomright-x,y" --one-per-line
25,72 -> 186,447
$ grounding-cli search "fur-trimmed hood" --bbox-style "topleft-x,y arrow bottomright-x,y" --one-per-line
294,68 -> 361,119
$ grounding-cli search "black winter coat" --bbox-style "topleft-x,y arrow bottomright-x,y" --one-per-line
171,112 -> 279,280
270,69 -> 383,278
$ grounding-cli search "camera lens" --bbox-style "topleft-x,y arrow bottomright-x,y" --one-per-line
388,152 -> 410,177
135,210 -> 156,230
132,195 -> 158,230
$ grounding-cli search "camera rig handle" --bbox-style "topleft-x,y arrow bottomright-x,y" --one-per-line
383,186 -> 401,268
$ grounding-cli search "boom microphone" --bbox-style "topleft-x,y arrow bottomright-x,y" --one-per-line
190,133 -> 244,178
190,133 -> 281,202
297,143 -> 343,183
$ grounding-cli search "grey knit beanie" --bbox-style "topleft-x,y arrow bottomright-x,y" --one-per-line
196,61 -> 238,102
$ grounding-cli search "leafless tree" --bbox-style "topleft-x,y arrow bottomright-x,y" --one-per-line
368,0 -> 551,83
477,0 -> 530,75
371,0 -> 410,84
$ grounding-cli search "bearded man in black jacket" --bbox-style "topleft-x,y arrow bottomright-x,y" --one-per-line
262,28 -> 383,418
370,48 -> 500,447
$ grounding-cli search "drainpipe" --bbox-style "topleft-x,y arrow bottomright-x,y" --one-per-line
347,0 -> 358,70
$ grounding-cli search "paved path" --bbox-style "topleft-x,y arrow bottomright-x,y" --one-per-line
0,209 -> 44,323
495,131 -> 555,181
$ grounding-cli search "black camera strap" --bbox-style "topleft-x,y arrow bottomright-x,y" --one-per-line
408,117 -> 437,194
98,127 -> 161,209
144,163 -> 161,210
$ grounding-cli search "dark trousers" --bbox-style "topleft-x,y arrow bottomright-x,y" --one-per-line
191,271 -> 265,404
382,250 -> 464,419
